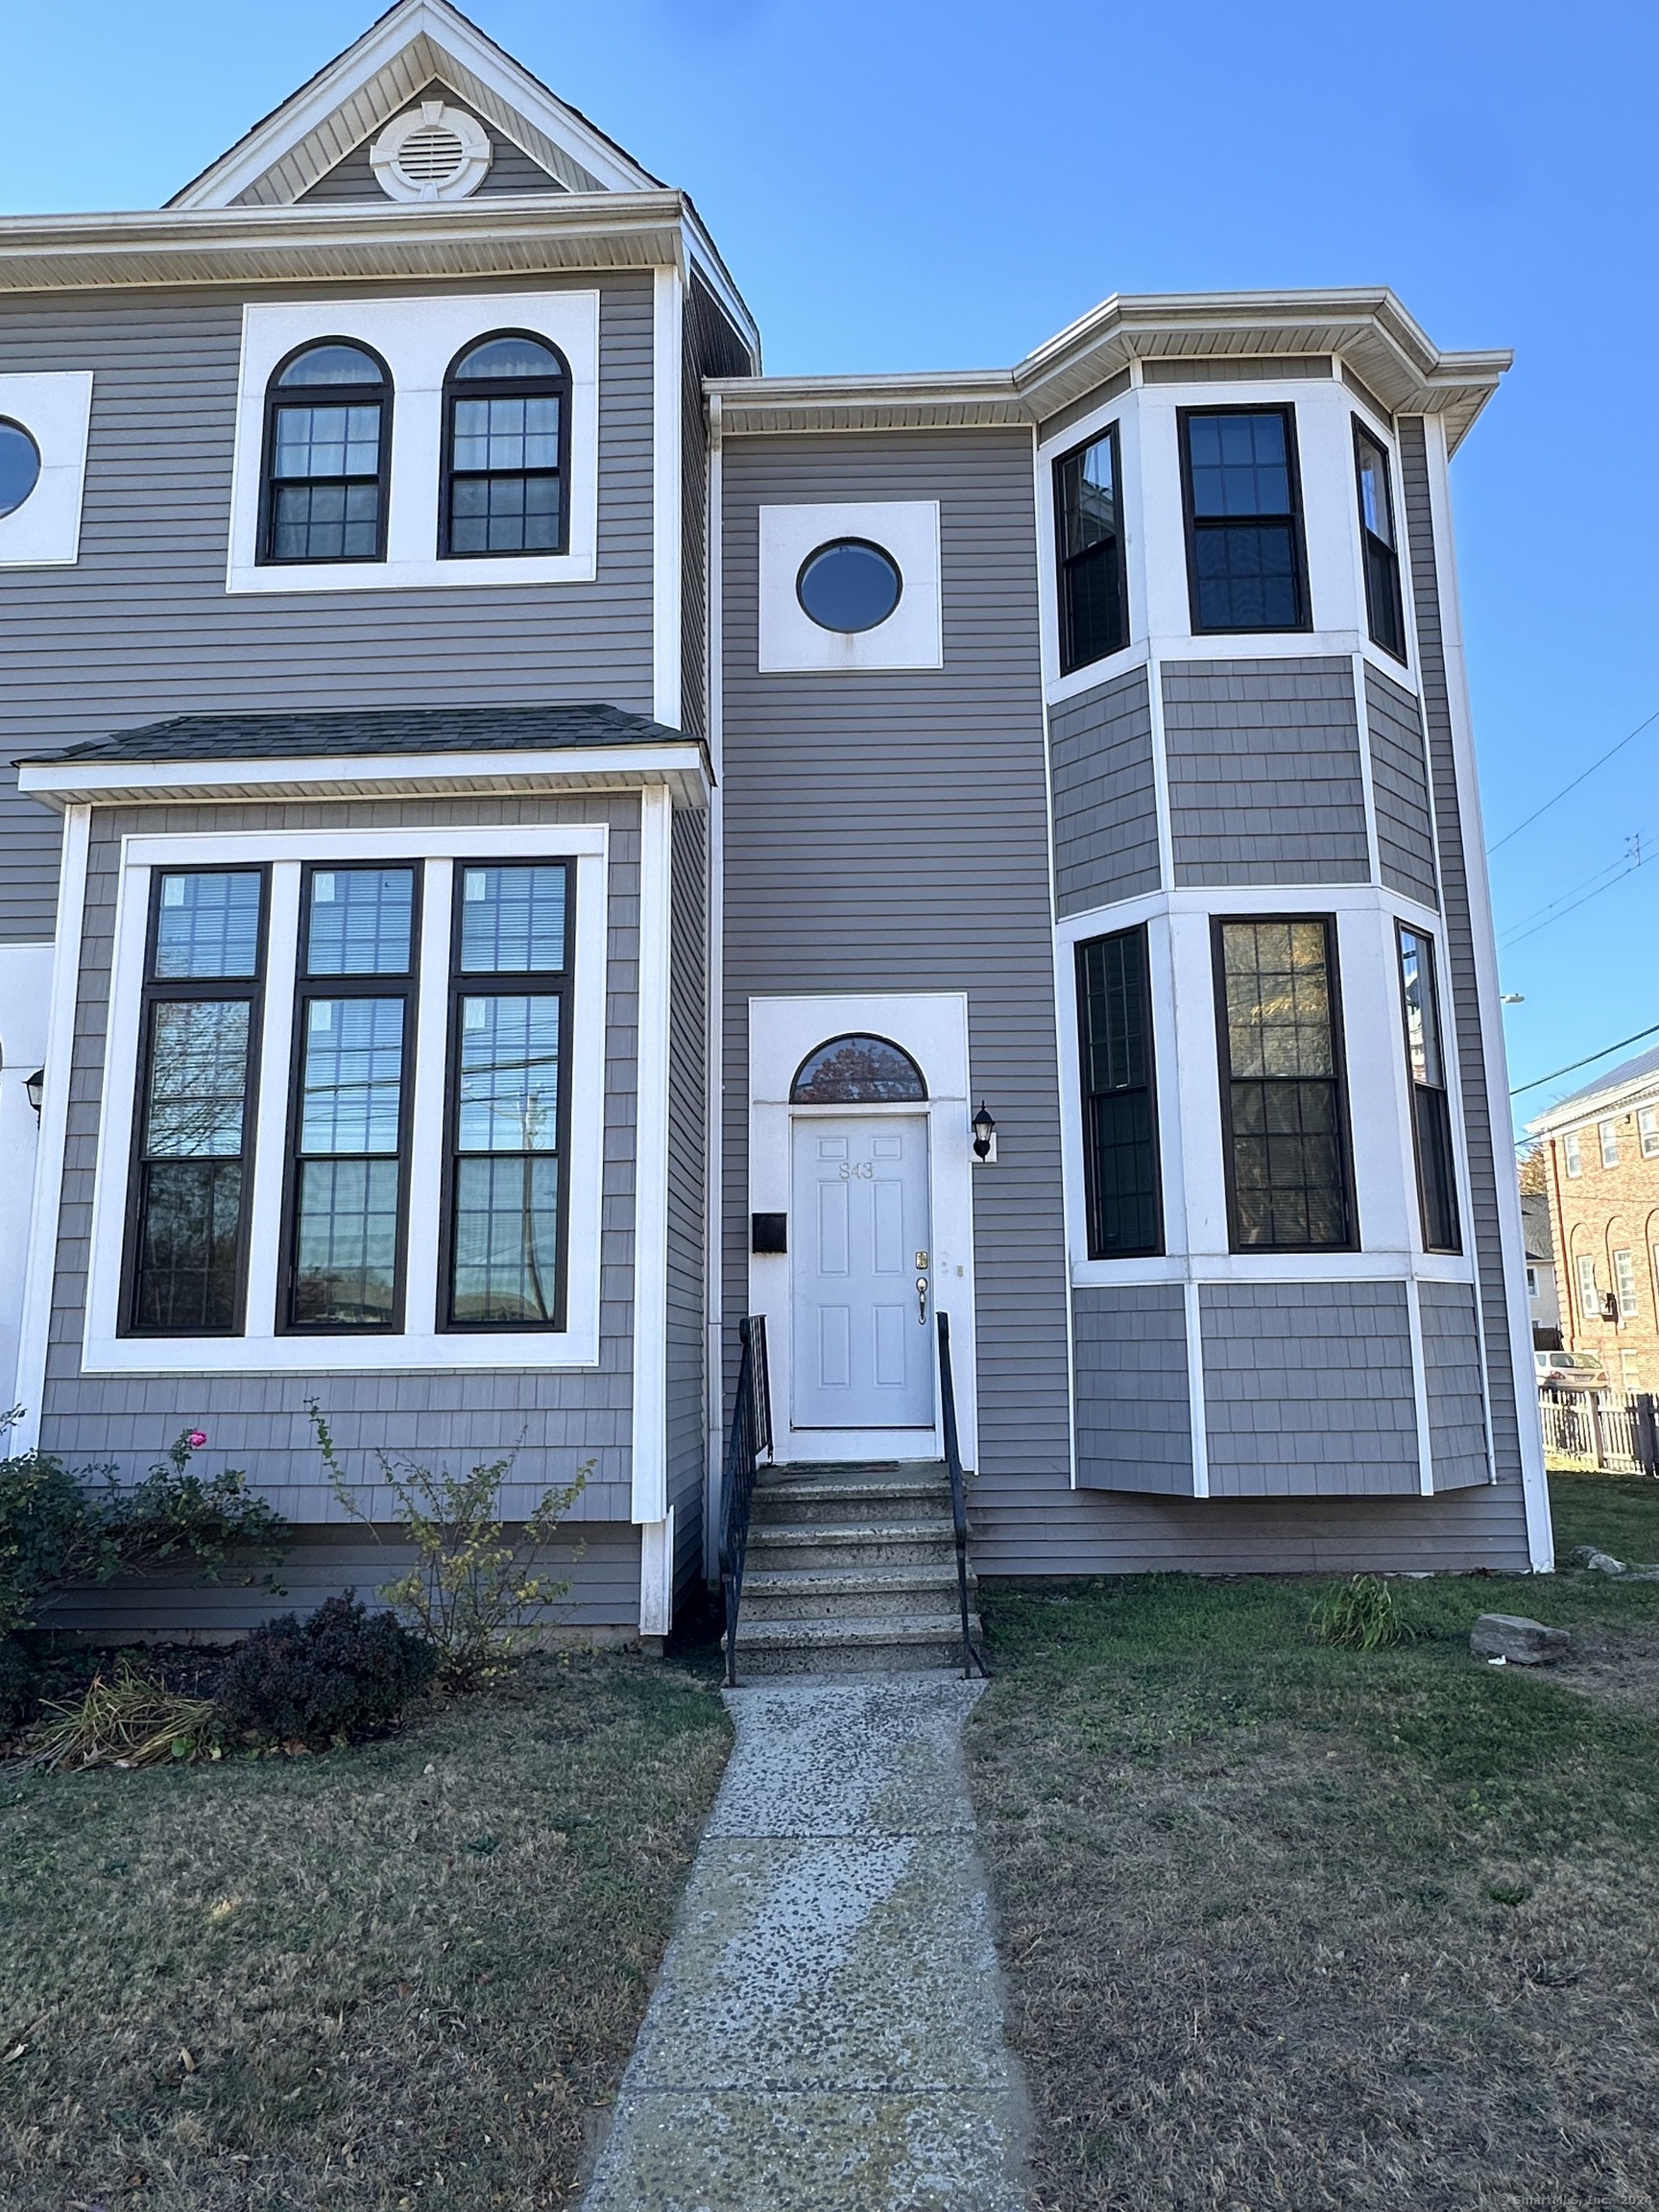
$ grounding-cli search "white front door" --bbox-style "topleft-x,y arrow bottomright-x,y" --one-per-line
791,1114 -> 934,1431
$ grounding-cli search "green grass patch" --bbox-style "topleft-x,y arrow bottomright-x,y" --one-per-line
971,1477 -> 1659,2210
0,1653 -> 730,2210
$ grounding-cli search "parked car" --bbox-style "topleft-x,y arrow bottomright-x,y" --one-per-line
1535,1350 -> 1607,1390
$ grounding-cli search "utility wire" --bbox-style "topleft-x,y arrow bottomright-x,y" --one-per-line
1487,703 -> 1659,854
1509,1020 -> 1659,1099
1498,848 -> 1636,944
1499,851 -> 1652,951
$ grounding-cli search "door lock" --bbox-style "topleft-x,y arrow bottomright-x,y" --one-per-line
916,1273 -> 928,1326
915,1250 -> 929,1269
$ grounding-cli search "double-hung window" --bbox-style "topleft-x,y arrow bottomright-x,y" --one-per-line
1599,1118 -> 1620,1168
1179,406 -> 1309,633
1564,1129 -> 1582,1177
1353,421 -> 1407,661
445,864 -> 570,1328
1577,1253 -> 1599,1319
1214,917 -> 1354,1250
126,870 -> 266,1333
1614,1247 -> 1639,1318
285,868 -> 419,1332
1054,423 -> 1127,673
440,333 -> 569,558
259,341 -> 392,565
1641,1106 -> 1659,1157
1075,926 -> 1162,1257
1396,926 -> 1459,1253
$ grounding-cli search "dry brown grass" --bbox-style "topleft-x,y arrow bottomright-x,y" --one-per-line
0,1652 -> 731,2210
973,1481 -> 1659,2212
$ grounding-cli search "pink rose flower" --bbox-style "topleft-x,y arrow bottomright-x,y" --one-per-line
187,1430 -> 208,1449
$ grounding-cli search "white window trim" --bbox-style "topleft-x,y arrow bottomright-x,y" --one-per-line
0,372 -> 94,569
1599,1118 -> 1620,1168
1641,1107 -> 1659,1158
757,503 -> 942,673
227,292 -> 600,594
1614,1248 -> 1638,1317
1577,1253 -> 1599,1318
82,824 -> 610,1374
1564,1129 -> 1582,1176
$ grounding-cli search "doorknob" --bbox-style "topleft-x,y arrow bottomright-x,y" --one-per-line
916,1273 -> 928,1326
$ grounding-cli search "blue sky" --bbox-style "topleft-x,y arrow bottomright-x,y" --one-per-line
5,0 -> 1655,1144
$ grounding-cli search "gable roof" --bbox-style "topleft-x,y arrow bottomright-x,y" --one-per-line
170,0 -> 662,209
1527,1040 -> 1659,1133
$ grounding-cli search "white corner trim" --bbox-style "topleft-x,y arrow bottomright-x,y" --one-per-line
631,786 -> 674,1523
1183,1277 -> 1210,1499
0,372 -> 94,569
1423,416 -> 1551,1564
1404,1276 -> 1436,1497
76,823 -> 609,1377
638,1506 -> 675,1635
225,292 -> 599,594
757,501 -> 942,674
652,263 -> 684,730
11,805 -> 89,1454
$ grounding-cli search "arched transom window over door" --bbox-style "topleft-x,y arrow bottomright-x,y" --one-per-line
789,1034 -> 927,1104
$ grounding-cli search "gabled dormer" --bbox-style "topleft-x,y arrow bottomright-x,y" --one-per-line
168,0 -> 662,209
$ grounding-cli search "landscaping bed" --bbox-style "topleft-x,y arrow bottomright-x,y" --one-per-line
0,1653 -> 731,2210
971,1475 -> 1659,2212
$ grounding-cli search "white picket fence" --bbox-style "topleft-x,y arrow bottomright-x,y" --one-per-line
1537,1385 -> 1659,1476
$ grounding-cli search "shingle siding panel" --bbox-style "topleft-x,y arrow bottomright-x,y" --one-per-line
1049,667 -> 1160,914
1163,657 -> 1370,886
39,792 -> 641,1547
1419,1280 -> 1490,1492
1364,663 -> 1438,906
1072,1285 -> 1193,1494
1199,1281 -> 1421,1498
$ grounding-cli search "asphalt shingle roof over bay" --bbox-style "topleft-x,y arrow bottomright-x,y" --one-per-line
20,703 -> 691,766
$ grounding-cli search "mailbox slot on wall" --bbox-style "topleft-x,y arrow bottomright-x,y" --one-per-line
751,1212 -> 787,1255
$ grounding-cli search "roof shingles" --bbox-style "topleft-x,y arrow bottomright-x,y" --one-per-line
18,702 -> 691,768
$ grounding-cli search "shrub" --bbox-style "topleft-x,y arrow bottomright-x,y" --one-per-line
1309,1574 -> 1416,1651
308,1404 -> 588,1688
217,1594 -> 437,1747
0,1429 -> 288,1722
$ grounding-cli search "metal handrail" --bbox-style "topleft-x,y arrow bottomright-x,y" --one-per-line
936,1310 -> 989,1681
719,1314 -> 772,1688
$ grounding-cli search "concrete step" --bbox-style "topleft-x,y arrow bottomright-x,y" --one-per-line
726,1612 -> 983,1678
740,1562 -> 970,1622
745,1520 -> 964,1572
753,1466 -> 953,1527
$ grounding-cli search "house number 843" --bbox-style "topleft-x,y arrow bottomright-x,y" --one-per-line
838,1162 -> 875,1180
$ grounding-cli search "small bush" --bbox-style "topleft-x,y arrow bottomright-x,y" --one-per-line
1309,1574 -> 1417,1651
218,1594 -> 437,1747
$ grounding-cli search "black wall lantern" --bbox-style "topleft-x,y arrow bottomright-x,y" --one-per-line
972,1100 -> 998,1163
24,1068 -> 45,1120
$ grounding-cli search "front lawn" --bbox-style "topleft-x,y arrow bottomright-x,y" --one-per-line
0,1654 -> 731,2211
972,1475 -> 1659,2212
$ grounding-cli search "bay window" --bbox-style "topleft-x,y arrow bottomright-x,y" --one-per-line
1396,925 -> 1459,1253
1076,926 -> 1162,1258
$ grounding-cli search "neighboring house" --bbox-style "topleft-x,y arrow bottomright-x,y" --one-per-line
0,0 -> 1551,1641
1520,1190 -> 1560,1348
1527,1046 -> 1659,1393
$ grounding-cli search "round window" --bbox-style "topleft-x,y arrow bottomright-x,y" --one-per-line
796,538 -> 902,633
0,419 -> 41,519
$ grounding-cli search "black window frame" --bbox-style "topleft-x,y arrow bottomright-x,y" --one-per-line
121,864 -> 270,1337
278,862 -> 423,1335
1395,922 -> 1460,1254
256,337 -> 394,567
1075,925 -> 1163,1259
1054,420 -> 1129,675
438,860 -> 576,1332
438,329 -> 572,562
1178,403 -> 1311,636
1211,913 -> 1358,1254
1353,416 -> 1407,663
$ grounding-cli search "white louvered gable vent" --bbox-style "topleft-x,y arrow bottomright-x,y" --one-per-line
371,101 -> 493,203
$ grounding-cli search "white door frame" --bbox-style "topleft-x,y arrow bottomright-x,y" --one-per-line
748,992 -> 980,1465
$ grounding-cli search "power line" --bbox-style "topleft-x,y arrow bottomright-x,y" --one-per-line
1487,703 -> 1659,854
1499,849 -> 1652,951
1498,845 -> 1638,944
1509,1019 -> 1659,1100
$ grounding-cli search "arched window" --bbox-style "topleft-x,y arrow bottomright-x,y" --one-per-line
789,1035 -> 927,1104
259,340 -> 391,565
440,332 -> 570,559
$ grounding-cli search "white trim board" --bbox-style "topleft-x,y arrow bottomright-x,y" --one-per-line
747,992 -> 979,1468
630,787 -> 673,1522
0,372 -> 94,568
226,292 -> 600,595
77,824 -> 613,1377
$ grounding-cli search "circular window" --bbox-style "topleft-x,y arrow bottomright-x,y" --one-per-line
0,420 -> 41,519
796,538 -> 902,633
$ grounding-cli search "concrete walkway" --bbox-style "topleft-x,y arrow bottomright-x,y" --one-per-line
583,1676 -> 1028,2212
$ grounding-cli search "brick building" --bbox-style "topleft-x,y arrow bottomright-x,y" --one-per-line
1528,1045 -> 1659,1389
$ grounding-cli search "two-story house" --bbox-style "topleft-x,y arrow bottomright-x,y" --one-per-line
0,0 -> 1551,1649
